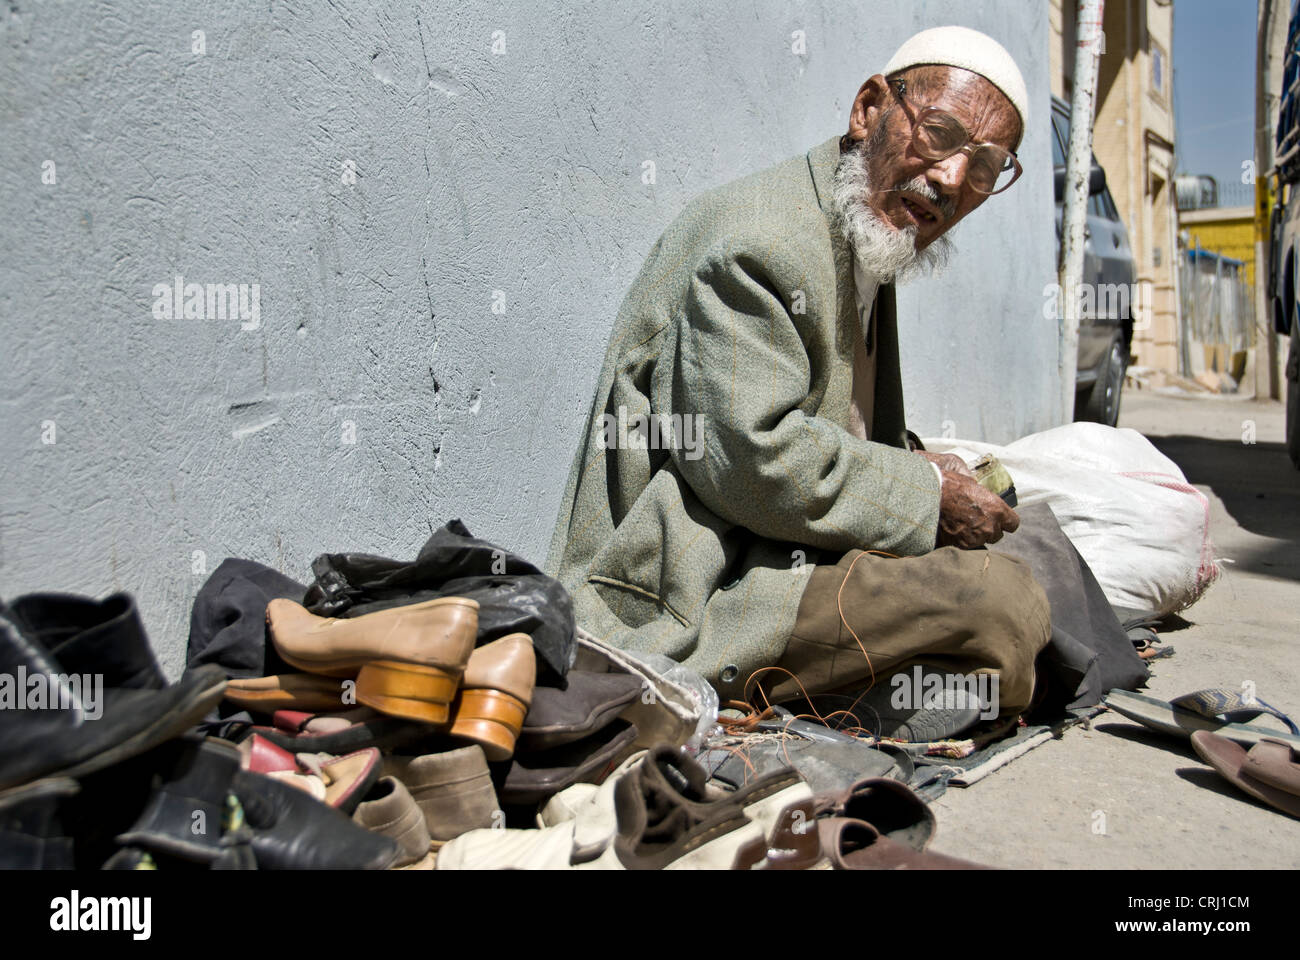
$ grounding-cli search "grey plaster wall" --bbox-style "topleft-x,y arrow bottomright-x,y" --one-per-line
1,1 -> 1055,674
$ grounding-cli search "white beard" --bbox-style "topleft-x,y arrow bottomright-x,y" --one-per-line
830,139 -> 954,285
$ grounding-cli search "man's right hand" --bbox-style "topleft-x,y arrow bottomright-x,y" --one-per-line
936,470 -> 1020,549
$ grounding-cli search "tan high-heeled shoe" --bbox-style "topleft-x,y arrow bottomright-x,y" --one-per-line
448,633 -> 536,761
265,597 -> 478,724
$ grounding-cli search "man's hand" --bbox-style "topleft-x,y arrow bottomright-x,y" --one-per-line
936,470 -> 1019,549
916,450 -> 975,479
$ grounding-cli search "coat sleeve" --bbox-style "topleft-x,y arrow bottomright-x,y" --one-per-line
655,247 -> 941,557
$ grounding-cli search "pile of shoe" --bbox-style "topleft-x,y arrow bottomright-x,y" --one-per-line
497,665 -> 645,805
0,587 -> 703,869
229,594 -> 533,866
0,593 -> 398,869
437,745 -> 986,870
2,574 -> 988,870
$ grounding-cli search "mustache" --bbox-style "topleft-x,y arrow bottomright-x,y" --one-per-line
830,138 -> 955,284
884,176 -> 957,222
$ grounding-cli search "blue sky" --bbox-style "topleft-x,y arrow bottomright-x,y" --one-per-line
1173,0 -> 1259,191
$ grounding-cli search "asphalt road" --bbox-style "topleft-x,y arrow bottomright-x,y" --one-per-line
932,390 -> 1300,869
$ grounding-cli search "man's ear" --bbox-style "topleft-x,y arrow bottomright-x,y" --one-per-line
846,74 -> 890,145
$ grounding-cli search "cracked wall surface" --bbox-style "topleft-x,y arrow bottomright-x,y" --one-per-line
1,1 -> 1054,674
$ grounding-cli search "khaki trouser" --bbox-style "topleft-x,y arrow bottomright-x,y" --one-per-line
766,546 -> 1052,718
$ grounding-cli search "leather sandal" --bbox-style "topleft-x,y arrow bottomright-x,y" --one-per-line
817,817 -> 988,869
1191,730 -> 1300,819
237,734 -> 381,814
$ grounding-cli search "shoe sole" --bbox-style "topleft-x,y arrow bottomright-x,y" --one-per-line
355,660 -> 461,724
223,675 -> 349,713
449,688 -> 529,761
1105,689 -> 1300,747
891,705 -> 981,743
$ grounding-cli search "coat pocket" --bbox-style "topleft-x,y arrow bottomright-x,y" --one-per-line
582,466 -> 742,634
585,575 -> 690,629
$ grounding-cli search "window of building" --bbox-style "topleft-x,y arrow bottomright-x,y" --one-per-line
1150,39 -> 1166,98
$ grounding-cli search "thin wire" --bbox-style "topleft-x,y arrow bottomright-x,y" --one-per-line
729,548 -> 904,737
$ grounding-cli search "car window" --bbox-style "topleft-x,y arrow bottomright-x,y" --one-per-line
1050,114 -> 1068,168
1103,190 -> 1120,222
1088,191 -> 1104,217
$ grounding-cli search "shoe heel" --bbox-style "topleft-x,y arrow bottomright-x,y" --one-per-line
356,661 -> 460,724
449,689 -> 529,761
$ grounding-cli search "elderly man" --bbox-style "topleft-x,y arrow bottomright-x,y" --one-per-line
545,27 -> 1051,731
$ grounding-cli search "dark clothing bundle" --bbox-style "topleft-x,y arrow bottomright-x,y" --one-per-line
990,502 -> 1150,715
187,520 -> 576,684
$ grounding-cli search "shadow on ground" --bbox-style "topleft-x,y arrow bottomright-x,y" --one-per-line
1173,766 -> 1277,811
1094,721 -> 1200,760
1143,435 -> 1300,582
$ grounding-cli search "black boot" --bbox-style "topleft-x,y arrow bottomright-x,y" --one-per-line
0,778 -> 79,869
115,737 -> 242,865
7,593 -> 167,689
232,769 -> 399,870
0,602 -> 227,792
69,744 -> 180,869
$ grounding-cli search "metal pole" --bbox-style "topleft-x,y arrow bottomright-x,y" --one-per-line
1179,245 -> 1192,377
1213,254 -> 1223,351
1169,27 -> 1183,388
1256,0 -> 1287,399
1060,0 -> 1105,422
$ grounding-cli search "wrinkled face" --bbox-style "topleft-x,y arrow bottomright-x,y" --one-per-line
845,64 -> 1022,251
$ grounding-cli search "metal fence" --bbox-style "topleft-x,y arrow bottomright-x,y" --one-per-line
1175,176 -> 1256,212
1178,245 -> 1255,377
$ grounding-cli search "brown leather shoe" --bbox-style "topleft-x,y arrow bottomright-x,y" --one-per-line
816,818 -> 989,869
811,777 -> 990,869
385,745 -> 500,844
448,634 -> 536,761
265,597 -> 478,724
352,776 -> 436,869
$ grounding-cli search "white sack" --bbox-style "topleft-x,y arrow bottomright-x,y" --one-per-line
922,422 -> 1218,616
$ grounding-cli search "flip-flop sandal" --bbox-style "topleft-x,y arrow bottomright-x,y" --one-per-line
1103,688 -> 1300,747
1190,731 -> 1300,819
1135,643 -> 1175,662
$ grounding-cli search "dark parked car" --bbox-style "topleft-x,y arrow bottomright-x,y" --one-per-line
1052,95 -> 1138,426
1269,0 -> 1300,469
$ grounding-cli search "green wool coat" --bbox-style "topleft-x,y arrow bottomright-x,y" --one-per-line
544,135 -> 942,700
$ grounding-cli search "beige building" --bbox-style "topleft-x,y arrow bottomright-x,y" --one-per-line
1050,0 -> 1180,372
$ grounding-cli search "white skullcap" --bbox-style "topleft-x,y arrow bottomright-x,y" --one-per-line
883,25 -> 1029,139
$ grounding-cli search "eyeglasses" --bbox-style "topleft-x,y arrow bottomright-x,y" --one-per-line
890,77 -> 1022,195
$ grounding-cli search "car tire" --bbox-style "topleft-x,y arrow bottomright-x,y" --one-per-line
1287,324 -> 1299,469
1079,334 -> 1126,427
